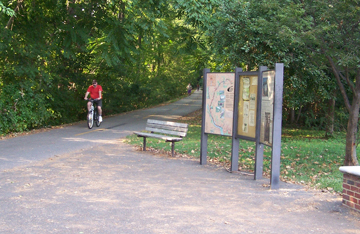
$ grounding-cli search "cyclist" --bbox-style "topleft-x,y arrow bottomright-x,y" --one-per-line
84,79 -> 103,122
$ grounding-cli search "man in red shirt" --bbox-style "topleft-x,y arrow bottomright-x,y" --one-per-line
84,79 -> 103,122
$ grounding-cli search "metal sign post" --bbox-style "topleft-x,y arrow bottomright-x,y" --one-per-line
270,63 -> 284,189
200,68 -> 210,165
254,66 -> 268,179
230,67 -> 242,171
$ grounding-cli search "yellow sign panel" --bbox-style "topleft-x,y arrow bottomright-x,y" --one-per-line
237,75 -> 258,138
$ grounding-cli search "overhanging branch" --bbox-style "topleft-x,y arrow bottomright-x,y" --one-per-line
5,0 -> 23,30
339,68 -> 356,95
327,55 -> 351,112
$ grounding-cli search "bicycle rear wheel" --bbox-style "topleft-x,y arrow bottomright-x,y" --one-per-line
87,111 -> 94,129
95,109 -> 101,127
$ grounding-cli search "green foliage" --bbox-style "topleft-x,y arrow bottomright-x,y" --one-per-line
0,1 -> 15,16
0,81 -> 53,134
206,0 -> 359,142
0,0 -> 212,135
3,0 -> 356,160
173,0 -> 222,29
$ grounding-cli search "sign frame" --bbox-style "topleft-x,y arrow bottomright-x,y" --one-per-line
203,72 -> 235,137
201,70 -> 235,165
260,70 -> 276,146
235,71 -> 259,141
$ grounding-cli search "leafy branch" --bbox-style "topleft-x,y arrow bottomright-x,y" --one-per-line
0,1 -> 15,17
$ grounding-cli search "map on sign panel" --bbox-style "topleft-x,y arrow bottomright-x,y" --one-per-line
204,73 -> 235,136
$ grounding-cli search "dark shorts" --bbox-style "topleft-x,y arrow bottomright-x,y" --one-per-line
92,99 -> 102,108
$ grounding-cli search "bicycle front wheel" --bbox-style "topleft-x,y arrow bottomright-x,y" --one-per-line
87,111 -> 94,129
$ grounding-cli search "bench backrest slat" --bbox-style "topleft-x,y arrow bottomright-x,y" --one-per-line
146,119 -> 188,137
146,123 -> 187,133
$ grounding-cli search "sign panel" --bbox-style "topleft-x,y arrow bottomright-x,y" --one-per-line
237,75 -> 258,139
204,73 -> 235,136
260,70 -> 275,146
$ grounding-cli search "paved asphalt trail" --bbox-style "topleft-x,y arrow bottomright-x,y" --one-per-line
0,91 -> 202,171
1,90 -> 360,233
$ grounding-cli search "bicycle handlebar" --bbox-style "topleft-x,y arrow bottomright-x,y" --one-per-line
85,98 -> 100,102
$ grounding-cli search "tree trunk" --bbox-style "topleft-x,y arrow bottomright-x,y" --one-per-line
327,56 -> 359,166
325,96 -> 335,137
118,0 -> 125,21
296,106 -> 302,124
290,108 -> 295,124
344,99 -> 360,165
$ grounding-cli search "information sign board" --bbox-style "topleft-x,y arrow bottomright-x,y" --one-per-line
260,70 -> 275,146
204,73 -> 235,136
237,74 -> 258,139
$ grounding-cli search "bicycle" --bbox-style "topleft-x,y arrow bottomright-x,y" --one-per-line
86,99 -> 101,129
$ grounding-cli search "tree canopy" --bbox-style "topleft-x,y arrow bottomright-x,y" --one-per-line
0,0 -> 211,133
1,0 -> 359,165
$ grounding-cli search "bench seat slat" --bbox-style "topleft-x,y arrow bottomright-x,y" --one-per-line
133,131 -> 183,142
145,127 -> 187,137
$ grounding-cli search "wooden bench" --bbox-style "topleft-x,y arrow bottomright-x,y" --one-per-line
133,119 -> 188,157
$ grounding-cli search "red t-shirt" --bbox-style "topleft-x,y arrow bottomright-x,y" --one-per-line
87,85 -> 103,99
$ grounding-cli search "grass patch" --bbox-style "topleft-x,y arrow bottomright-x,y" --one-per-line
125,110 -> 354,193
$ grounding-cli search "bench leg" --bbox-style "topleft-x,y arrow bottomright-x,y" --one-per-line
171,142 -> 175,157
143,137 -> 147,151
